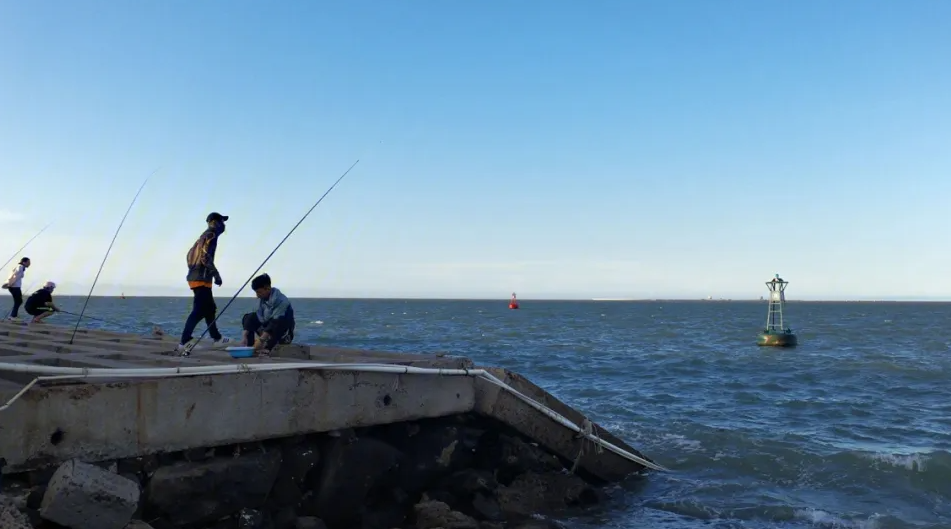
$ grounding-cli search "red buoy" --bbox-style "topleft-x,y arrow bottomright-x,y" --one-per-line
509,292 -> 519,309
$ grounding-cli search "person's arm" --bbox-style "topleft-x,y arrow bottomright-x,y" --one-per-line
261,297 -> 290,333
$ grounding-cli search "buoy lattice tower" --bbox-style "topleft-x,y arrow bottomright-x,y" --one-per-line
757,274 -> 797,347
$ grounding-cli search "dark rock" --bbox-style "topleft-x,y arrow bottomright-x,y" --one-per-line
268,442 -> 322,509
375,420 -> 483,496
413,500 -> 479,529
281,444 -> 321,486
480,523 -> 504,529
476,433 -> 564,485
126,521 -> 157,529
420,489 -> 458,509
495,471 -> 602,521
272,507 -> 298,529
295,517 -> 327,529
300,437 -> 402,528
511,520 -> 563,529
26,487 -> 45,509
238,508 -> 270,529
183,447 -> 215,462
0,494 -> 31,529
27,467 -> 56,487
471,492 -> 504,522
117,455 -> 160,479
145,450 -> 282,526
438,469 -> 498,500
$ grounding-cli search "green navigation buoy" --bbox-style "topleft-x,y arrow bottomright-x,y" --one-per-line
757,274 -> 798,347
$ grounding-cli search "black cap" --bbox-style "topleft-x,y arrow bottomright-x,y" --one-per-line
206,212 -> 229,223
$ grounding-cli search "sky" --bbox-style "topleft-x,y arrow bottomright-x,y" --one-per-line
1,1 -> 949,300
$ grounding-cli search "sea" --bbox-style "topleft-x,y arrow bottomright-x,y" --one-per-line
26,297 -> 951,529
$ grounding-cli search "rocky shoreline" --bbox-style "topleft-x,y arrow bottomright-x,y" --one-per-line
0,413 -> 636,529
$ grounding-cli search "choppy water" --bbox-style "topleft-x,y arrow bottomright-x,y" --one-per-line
20,297 -> 951,529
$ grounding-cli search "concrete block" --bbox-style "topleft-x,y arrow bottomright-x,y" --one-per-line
40,459 -> 140,529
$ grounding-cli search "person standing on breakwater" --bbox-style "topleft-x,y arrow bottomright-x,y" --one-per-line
2,257 -> 30,320
24,281 -> 59,323
241,273 -> 295,354
178,212 -> 233,353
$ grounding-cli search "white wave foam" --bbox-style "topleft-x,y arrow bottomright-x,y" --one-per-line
860,451 -> 930,472
660,433 -> 703,453
794,508 -> 884,529
311,320 -> 324,325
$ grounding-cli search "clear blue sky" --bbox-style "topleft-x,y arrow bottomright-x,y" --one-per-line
1,1 -> 949,300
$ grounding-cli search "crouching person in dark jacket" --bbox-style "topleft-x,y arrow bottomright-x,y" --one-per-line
242,273 -> 295,354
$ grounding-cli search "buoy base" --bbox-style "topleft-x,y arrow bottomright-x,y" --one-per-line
509,304 -> 519,310
757,331 -> 797,347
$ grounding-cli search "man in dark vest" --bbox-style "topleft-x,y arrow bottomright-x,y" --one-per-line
178,212 -> 233,354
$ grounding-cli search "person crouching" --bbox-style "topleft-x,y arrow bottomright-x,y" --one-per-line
24,281 -> 60,323
242,274 -> 295,354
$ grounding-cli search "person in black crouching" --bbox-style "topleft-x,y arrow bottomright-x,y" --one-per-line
24,281 -> 60,323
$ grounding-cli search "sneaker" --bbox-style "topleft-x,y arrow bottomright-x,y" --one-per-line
176,339 -> 200,356
214,337 -> 233,345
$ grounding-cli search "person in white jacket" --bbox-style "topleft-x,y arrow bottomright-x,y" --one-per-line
2,257 -> 31,320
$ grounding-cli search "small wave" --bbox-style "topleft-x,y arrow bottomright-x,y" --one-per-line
855,449 -> 946,473
311,320 -> 324,325
794,508 -> 885,529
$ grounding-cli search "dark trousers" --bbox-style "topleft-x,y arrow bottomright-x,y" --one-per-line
242,312 -> 294,350
181,286 -> 223,344
7,287 -> 22,318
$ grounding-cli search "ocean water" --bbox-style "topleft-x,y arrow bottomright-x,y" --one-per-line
18,296 -> 951,529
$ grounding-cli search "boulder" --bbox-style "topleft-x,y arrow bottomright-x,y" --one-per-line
0,494 -> 31,529
145,450 -> 282,526
269,442 -> 322,509
413,500 -> 480,529
39,459 -> 140,529
296,517 -> 328,529
301,437 -> 403,527
238,507 -> 269,528
495,471 -> 601,521
126,521 -> 156,529
377,420 -> 483,494
475,433 -> 564,484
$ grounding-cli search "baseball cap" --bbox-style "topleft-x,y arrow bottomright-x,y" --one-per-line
44,281 -> 56,290
206,212 -> 229,222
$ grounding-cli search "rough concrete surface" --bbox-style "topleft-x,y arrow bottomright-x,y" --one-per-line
39,459 -> 140,529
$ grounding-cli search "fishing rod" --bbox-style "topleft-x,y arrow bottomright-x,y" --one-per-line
184,158 -> 360,355
68,168 -> 160,345
0,223 -> 52,273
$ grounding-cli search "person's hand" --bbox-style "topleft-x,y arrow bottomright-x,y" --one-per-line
214,274 -> 223,287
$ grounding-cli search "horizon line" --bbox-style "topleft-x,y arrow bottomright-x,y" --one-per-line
43,294 -> 951,303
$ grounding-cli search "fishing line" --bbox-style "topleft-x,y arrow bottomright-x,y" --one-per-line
184,158 -> 360,355
56,309 -> 129,328
0,223 -> 52,273
68,168 -> 160,345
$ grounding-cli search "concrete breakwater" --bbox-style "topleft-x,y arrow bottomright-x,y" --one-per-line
0,321 -> 662,528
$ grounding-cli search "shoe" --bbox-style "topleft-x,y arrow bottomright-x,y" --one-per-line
176,339 -> 200,356
214,337 -> 233,345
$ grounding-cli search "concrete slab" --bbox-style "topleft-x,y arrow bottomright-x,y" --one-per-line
473,366 -> 656,482
0,321 -> 658,483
